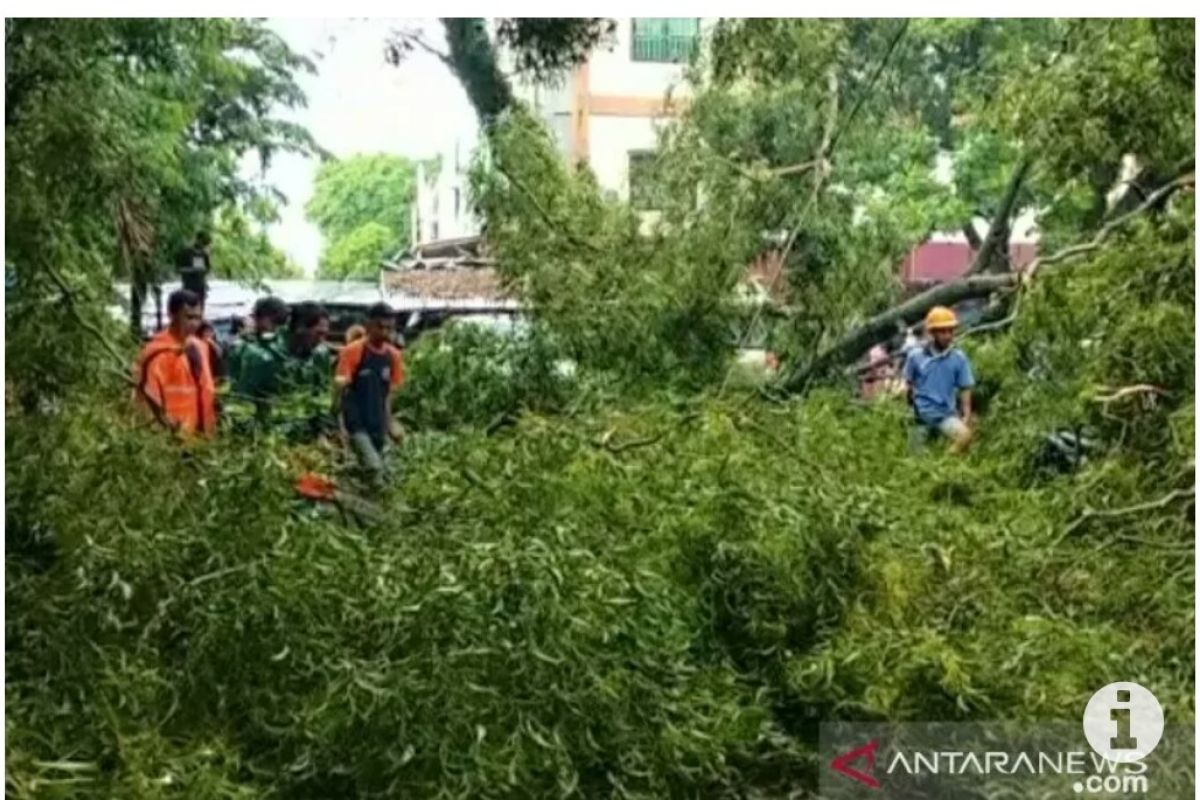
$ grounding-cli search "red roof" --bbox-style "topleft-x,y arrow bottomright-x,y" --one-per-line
900,241 -> 1037,286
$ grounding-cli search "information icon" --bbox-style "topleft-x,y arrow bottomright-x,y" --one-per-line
1082,682 -> 1164,763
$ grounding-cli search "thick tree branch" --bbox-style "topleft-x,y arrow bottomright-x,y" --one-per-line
440,18 -> 514,123
1024,170 -> 1193,283
961,220 -> 983,250
963,156 -> 1032,277
782,273 -> 1016,392
781,167 -> 1195,393
1064,486 -> 1194,537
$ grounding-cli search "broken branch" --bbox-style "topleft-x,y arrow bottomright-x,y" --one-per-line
1090,384 -> 1168,404
782,273 -> 1016,392
1064,486 -> 1194,537
1023,171 -> 1194,283
964,156 -> 1033,277
783,168 -> 1194,392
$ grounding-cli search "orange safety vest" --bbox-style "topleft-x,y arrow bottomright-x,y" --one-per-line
132,330 -> 217,437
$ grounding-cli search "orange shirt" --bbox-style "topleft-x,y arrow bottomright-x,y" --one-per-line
334,339 -> 404,439
132,329 -> 217,437
334,339 -> 404,390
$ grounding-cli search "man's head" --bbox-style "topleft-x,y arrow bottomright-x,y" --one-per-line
924,306 -> 958,351
167,289 -> 204,338
252,296 -> 289,335
195,231 -> 212,250
365,302 -> 395,345
344,324 -> 366,344
291,302 -> 331,353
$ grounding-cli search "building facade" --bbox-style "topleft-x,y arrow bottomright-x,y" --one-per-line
411,18 -> 709,247
511,18 -> 707,201
411,139 -> 477,246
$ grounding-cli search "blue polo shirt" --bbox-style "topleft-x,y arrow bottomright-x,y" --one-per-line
903,344 -> 975,424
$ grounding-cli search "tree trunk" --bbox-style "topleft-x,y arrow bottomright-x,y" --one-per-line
781,273 -> 1016,392
441,18 -> 515,123
964,156 -> 1031,276
129,276 -> 146,341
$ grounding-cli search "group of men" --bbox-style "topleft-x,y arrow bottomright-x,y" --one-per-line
132,287 -> 407,488
135,244 -> 977,476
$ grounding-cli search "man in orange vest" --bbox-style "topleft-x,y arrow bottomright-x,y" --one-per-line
132,289 -> 217,437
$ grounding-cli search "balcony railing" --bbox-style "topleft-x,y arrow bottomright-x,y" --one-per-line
631,34 -> 697,64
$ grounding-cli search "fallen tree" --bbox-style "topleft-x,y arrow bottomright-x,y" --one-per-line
782,170 -> 1195,392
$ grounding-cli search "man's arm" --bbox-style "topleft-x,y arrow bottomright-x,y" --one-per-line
902,354 -> 916,407
957,355 -> 976,424
387,347 -> 405,442
332,344 -> 357,439
958,389 -> 973,425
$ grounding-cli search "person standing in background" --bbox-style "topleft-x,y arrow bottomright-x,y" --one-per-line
175,231 -> 212,309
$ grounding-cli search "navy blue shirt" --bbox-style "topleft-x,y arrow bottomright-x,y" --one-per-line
903,344 -> 975,424
336,339 -> 404,446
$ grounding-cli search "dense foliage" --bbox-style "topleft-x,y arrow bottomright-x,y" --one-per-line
305,153 -> 424,278
472,110 -> 749,390
396,321 -> 577,431
7,202 -> 1194,794
5,16 -> 1196,799
5,18 -> 322,343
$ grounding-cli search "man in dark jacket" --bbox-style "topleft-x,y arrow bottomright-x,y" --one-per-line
175,231 -> 212,308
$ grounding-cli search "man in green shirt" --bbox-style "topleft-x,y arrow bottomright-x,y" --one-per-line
280,302 -> 334,390
227,296 -> 290,431
274,302 -> 337,442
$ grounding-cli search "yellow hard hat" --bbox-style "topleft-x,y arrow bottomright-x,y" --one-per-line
925,306 -> 958,330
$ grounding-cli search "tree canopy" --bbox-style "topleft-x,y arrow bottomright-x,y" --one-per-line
6,18 -> 323,343
304,153 -> 422,279
5,17 -> 1196,799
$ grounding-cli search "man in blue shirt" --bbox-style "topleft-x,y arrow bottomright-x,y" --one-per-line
903,305 -> 975,454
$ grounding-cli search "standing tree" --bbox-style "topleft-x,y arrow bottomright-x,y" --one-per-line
6,18 -> 322,390
387,19 -> 614,122
304,153 -> 421,279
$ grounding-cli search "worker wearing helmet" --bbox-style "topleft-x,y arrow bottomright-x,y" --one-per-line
903,306 -> 975,454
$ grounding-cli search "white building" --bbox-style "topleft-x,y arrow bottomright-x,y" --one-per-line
411,18 -> 711,247
410,138 -> 477,245
510,18 -> 710,203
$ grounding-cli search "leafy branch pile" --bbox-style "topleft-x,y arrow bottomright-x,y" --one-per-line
7,195 -> 1194,796
5,16 -> 1196,799
395,321 -> 578,432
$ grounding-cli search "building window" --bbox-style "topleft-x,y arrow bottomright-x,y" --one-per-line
631,18 -> 699,63
628,150 -> 659,210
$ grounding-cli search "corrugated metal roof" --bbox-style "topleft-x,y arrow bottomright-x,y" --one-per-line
111,279 -> 386,328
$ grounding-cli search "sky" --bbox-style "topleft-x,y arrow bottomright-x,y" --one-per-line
249,19 -> 478,275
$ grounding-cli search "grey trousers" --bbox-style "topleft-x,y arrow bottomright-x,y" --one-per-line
349,431 -> 390,488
